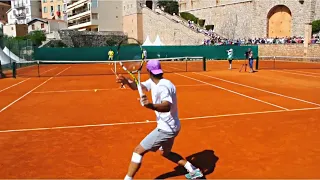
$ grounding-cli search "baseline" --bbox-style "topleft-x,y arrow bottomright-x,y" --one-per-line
0,107 -> 319,133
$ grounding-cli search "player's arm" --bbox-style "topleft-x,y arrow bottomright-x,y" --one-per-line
142,86 -> 172,112
143,99 -> 171,112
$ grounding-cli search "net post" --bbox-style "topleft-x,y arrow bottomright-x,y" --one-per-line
12,61 -> 16,78
186,57 -> 188,72
273,56 -> 276,69
203,57 -> 206,71
256,56 -> 259,70
37,61 -> 40,77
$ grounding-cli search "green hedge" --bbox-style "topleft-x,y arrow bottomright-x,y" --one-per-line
312,20 -> 320,34
180,12 -> 199,24
205,25 -> 214,30
198,19 -> 205,27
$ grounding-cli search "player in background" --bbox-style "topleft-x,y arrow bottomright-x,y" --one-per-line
108,49 -> 114,65
247,48 -> 254,73
227,48 -> 233,70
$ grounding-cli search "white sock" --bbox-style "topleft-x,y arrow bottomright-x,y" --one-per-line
124,175 -> 132,180
184,161 -> 196,173
229,64 -> 232,69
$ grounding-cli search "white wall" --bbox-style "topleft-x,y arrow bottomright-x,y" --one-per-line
93,0 -> 123,31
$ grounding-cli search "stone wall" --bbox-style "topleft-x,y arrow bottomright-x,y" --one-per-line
142,7 -> 207,45
315,0 -> 320,20
181,0 -> 318,39
258,44 -> 320,57
58,30 -> 126,47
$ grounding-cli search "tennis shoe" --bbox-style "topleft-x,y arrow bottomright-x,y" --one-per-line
185,168 -> 203,179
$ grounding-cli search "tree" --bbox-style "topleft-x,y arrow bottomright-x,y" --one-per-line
157,0 -> 179,15
312,20 -> 320,34
27,30 -> 46,47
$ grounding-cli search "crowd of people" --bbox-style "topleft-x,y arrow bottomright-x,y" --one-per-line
185,20 -> 320,46
203,36 -> 320,46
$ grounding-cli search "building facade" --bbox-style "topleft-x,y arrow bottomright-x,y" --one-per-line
27,18 -> 67,33
0,2 -> 11,23
178,0 -> 320,39
66,0 -> 122,32
7,0 -> 41,25
3,24 -> 28,37
41,0 -> 68,21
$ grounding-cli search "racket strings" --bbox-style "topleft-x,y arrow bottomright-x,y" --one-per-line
121,61 -> 143,72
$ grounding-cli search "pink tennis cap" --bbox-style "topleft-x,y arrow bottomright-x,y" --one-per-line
146,60 -> 163,75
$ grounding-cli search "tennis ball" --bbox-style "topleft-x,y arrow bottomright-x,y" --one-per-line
94,89 -> 97,92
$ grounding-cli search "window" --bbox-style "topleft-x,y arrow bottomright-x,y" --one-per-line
43,0 -> 47,3
91,0 -> 97,8
32,24 -> 35,30
43,7 -> 47,13
50,6 -> 54,12
26,8 -> 29,13
92,13 -> 98,19
58,5 -> 61,11
41,23 -> 44,28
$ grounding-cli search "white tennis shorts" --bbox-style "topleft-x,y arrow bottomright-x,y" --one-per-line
140,128 -> 179,152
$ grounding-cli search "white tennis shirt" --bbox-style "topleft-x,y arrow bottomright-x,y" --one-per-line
141,78 -> 181,133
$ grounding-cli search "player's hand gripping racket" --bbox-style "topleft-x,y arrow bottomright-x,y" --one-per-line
117,37 -> 146,106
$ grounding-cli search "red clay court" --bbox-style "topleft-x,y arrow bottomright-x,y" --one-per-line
0,60 -> 320,179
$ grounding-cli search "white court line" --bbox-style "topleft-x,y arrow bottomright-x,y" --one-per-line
175,73 -> 289,110
0,68 -> 57,93
285,69 -> 320,75
0,78 -> 30,93
0,107 -> 319,133
40,67 -> 57,74
32,84 -> 208,94
0,67 -> 71,113
271,70 -> 320,78
194,72 -> 320,107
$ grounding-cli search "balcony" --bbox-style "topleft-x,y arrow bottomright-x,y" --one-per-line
67,9 -> 91,21
14,12 -> 26,20
14,2 -> 26,9
67,0 -> 88,10
68,17 -> 98,30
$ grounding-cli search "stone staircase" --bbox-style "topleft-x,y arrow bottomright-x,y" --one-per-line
142,7 -> 208,45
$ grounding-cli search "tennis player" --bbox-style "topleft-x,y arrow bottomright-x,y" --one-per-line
227,48 -> 233,70
116,60 -> 203,180
247,48 -> 254,73
108,49 -> 114,65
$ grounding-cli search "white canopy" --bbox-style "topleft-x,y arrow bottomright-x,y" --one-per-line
142,35 -> 154,46
153,35 -> 164,46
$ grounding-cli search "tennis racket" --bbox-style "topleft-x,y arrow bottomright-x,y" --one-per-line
117,37 -> 146,106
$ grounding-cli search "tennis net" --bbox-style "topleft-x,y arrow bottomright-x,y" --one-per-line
257,56 -> 320,70
12,57 -> 206,77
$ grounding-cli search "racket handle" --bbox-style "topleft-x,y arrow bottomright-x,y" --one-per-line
137,84 -> 144,106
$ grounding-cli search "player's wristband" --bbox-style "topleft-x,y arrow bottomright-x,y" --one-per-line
145,103 -> 156,110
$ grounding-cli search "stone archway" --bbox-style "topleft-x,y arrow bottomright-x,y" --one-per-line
267,5 -> 292,38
